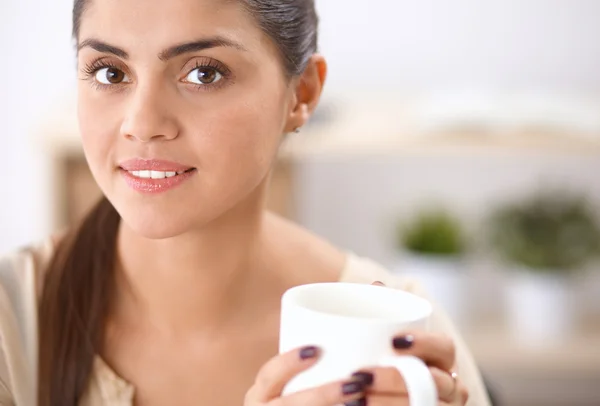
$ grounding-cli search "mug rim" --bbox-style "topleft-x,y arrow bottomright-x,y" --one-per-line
281,282 -> 432,325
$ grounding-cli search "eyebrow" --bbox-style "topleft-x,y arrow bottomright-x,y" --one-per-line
78,39 -> 129,58
77,36 -> 247,61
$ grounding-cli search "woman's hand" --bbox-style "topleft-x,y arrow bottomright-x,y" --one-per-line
357,281 -> 469,406
244,346 -> 368,406
347,330 -> 469,405
245,280 -> 468,406
245,331 -> 468,406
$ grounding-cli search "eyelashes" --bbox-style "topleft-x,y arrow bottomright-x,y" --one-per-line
81,57 -> 120,77
80,58 -> 130,91
79,56 -> 233,92
184,59 -> 231,90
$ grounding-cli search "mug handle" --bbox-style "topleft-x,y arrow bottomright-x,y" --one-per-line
378,355 -> 437,406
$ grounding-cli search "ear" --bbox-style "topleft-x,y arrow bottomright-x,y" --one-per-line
284,54 -> 327,133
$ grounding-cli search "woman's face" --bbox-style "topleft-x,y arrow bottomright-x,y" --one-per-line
77,0 -> 303,238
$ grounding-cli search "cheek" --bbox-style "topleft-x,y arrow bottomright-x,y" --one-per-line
77,90 -> 121,182
192,88 -> 288,182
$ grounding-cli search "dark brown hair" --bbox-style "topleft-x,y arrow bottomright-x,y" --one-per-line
38,1 -> 319,405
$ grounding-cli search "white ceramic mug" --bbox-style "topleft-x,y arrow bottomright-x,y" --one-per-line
279,282 -> 437,406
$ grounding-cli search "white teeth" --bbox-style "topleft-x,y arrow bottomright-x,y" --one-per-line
128,170 -> 180,179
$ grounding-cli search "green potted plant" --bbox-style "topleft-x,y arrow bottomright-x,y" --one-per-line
399,208 -> 467,257
396,207 -> 468,326
488,190 -> 600,345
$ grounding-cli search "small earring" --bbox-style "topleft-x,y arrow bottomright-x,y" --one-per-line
293,127 -> 301,133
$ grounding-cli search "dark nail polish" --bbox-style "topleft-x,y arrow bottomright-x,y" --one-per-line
299,346 -> 318,360
345,398 -> 367,406
342,381 -> 365,395
392,335 -> 414,349
351,371 -> 374,386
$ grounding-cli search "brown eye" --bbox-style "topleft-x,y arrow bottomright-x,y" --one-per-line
95,67 -> 129,85
185,67 -> 222,85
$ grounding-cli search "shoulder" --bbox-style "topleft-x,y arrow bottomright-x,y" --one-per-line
0,237 -> 58,405
340,253 -> 429,295
339,252 -> 458,338
0,237 -> 57,301
0,238 -> 57,328
0,240 -> 53,296
264,213 -> 347,283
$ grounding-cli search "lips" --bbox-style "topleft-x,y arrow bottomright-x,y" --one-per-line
118,158 -> 196,194
119,158 -> 194,172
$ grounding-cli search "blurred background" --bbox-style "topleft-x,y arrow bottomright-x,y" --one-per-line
2,0 -> 600,405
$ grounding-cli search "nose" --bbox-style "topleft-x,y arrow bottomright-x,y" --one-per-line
120,83 -> 179,142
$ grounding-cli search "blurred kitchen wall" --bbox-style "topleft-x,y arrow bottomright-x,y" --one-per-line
317,0 -> 600,98
1,0 -> 75,252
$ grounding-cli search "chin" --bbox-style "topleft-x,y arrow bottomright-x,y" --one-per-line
124,217 -> 189,240
101,175 -> 261,239
112,200 -> 206,240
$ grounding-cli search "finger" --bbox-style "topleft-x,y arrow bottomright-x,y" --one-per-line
350,394 -> 467,406
440,394 -> 470,406
350,368 -> 406,396
431,367 -> 460,403
346,394 -> 409,406
251,346 -> 320,401
391,331 -> 456,372
351,366 -> 455,401
455,379 -> 470,405
272,379 -> 367,406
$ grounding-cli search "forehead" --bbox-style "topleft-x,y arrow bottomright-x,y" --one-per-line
78,0 -> 268,55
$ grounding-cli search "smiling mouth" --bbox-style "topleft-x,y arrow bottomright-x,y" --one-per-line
122,168 -> 196,179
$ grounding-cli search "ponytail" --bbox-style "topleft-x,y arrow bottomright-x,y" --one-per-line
38,197 -> 120,405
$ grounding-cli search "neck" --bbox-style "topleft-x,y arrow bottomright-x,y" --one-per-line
114,188 -> 276,336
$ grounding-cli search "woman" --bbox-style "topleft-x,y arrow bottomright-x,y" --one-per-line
0,0 -> 491,405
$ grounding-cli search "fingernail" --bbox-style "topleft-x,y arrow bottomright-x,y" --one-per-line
351,371 -> 374,386
299,346 -> 319,360
342,381 -> 365,395
392,335 -> 414,349
345,398 -> 367,406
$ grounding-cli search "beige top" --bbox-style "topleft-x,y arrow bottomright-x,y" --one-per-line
0,240 -> 491,406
